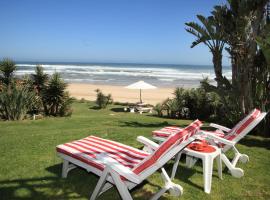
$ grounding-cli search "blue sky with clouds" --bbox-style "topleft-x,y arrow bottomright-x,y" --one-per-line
0,0 -> 230,65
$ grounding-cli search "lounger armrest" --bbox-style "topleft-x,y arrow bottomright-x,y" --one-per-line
96,153 -> 141,184
201,131 -> 236,146
136,136 -> 159,150
209,123 -> 231,132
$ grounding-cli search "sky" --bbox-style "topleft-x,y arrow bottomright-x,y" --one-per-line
0,0 -> 230,65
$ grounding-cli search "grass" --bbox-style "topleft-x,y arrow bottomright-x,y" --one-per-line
0,101 -> 269,200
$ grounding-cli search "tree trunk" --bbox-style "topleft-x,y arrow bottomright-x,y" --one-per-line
212,49 -> 223,87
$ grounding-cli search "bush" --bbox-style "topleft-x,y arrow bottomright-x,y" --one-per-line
42,73 -> 74,116
0,83 -> 37,120
95,89 -> 113,109
153,103 -> 164,117
155,87 -> 223,121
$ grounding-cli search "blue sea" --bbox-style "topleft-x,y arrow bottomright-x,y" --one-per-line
16,62 -> 231,88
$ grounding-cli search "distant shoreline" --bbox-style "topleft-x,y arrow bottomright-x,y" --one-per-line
67,83 -> 176,105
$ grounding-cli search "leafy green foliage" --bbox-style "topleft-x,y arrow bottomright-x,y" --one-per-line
153,103 -> 163,117
95,89 -> 113,109
154,86 -> 225,122
0,58 -> 16,86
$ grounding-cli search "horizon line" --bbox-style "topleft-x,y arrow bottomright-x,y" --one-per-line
14,60 -> 231,67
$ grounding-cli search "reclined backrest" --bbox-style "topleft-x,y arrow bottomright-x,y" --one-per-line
132,120 -> 202,177
224,109 -> 266,143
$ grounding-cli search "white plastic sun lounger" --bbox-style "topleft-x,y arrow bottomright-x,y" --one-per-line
56,120 -> 203,200
152,109 -> 267,178
200,109 -> 267,177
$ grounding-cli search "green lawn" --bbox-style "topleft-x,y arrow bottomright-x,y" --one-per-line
0,101 -> 269,200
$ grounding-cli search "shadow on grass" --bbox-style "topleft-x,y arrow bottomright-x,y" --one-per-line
0,164 -> 172,200
239,136 -> 270,150
0,164 -> 101,200
89,106 -> 101,110
119,121 -> 176,128
120,121 -> 191,128
110,107 -> 125,113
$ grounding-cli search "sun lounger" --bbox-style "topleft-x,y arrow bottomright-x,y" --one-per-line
56,120 -> 202,200
152,109 -> 267,178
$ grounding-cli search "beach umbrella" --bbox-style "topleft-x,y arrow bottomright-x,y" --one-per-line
125,80 -> 156,103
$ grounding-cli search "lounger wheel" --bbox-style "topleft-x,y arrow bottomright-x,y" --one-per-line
230,168 -> 244,178
239,154 -> 249,163
168,183 -> 183,197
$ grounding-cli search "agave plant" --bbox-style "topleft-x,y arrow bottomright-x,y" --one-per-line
0,58 -> 17,86
43,73 -> 68,116
0,83 -> 36,120
31,65 -> 49,94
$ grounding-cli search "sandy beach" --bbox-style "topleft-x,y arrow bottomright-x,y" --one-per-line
67,83 -> 175,105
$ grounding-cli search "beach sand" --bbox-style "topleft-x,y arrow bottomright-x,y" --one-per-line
67,83 -> 175,105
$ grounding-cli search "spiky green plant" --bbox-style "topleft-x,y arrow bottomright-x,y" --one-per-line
31,65 -> 49,94
0,58 -> 16,86
42,73 -> 73,116
95,89 -> 113,109
0,83 -> 36,120
153,103 -> 164,117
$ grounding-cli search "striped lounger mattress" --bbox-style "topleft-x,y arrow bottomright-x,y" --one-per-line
56,135 -> 150,173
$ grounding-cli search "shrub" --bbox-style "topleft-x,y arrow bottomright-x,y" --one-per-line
155,87 -> 224,121
0,83 -> 37,120
153,103 -> 164,117
95,89 -> 113,109
42,73 -> 74,116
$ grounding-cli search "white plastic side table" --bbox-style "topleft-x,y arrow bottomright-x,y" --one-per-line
153,136 -> 223,193
171,145 -> 222,194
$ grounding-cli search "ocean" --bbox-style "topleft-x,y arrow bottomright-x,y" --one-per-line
15,62 -> 232,88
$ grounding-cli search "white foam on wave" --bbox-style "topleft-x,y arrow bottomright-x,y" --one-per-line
15,63 -> 232,84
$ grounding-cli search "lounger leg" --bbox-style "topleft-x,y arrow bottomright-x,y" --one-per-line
62,160 -> 69,178
151,168 -> 183,200
231,153 -> 241,167
99,183 -> 113,195
171,152 -> 182,179
61,160 -> 77,178
110,170 -> 133,200
221,153 -> 244,178
90,168 -> 109,200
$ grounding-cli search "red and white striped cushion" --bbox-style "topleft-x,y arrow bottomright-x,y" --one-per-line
133,119 -> 202,175
224,109 -> 261,141
56,135 -> 150,172
152,126 -> 183,138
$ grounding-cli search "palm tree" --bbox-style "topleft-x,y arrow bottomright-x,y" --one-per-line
215,0 -> 268,113
185,13 -> 226,87
0,58 -> 16,86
